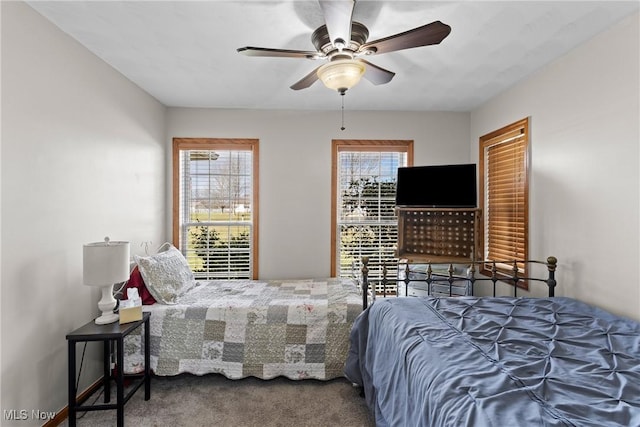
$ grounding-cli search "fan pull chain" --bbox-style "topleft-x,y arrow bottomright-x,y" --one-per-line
340,92 -> 346,131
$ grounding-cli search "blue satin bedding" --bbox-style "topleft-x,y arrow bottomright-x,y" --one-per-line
344,297 -> 640,426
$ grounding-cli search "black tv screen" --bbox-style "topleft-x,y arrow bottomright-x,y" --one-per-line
395,164 -> 477,207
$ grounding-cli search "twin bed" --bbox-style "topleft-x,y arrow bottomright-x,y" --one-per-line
122,245 -> 640,426
121,244 -> 362,380
345,257 -> 640,426
124,276 -> 362,380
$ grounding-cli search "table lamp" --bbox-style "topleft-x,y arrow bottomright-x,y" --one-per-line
83,237 -> 130,325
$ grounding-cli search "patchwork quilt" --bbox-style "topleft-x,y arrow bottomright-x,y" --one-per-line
124,278 -> 363,380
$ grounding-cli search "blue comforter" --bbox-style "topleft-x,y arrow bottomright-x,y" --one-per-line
345,297 -> 640,426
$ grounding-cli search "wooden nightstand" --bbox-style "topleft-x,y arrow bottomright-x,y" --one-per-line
66,312 -> 150,427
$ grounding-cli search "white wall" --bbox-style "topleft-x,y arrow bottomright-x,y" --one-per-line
1,2 -> 166,423
2,1 -> 637,423
470,12 -> 640,320
166,109 -> 470,280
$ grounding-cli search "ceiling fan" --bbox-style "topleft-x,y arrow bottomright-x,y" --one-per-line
237,0 -> 452,94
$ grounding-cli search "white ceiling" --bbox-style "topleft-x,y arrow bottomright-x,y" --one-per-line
26,1 -> 639,112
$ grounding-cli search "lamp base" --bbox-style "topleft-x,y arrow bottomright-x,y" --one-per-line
95,312 -> 119,325
95,284 -> 119,325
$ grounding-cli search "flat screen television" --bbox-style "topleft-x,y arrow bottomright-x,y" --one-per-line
395,164 -> 477,207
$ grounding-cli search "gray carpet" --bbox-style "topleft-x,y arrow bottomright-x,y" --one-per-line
62,374 -> 376,427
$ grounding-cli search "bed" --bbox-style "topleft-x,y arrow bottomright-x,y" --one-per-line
345,257 -> 640,426
120,244 -> 363,380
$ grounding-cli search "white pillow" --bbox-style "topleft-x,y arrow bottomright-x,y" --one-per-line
134,243 -> 197,304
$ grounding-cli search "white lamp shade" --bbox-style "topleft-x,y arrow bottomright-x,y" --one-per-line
83,240 -> 130,286
317,59 -> 366,92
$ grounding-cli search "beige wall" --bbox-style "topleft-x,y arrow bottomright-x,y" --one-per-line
1,2 -> 166,423
165,108 -> 471,279
470,12 -> 640,320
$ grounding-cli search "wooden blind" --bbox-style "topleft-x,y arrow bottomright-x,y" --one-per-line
480,118 -> 529,276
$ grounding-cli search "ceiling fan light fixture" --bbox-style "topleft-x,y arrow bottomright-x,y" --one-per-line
317,59 -> 365,93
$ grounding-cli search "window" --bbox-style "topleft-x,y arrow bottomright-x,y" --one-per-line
479,118 -> 529,279
331,140 -> 413,279
173,138 -> 259,280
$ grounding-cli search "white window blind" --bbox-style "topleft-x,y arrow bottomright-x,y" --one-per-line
332,141 -> 412,280
174,139 -> 258,280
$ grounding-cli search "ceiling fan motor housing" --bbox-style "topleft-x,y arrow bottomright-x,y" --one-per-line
312,21 -> 369,57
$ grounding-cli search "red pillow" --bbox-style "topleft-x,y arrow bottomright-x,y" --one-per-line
122,266 -> 157,305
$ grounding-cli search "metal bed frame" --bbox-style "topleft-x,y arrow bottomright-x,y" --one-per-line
359,256 -> 558,310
